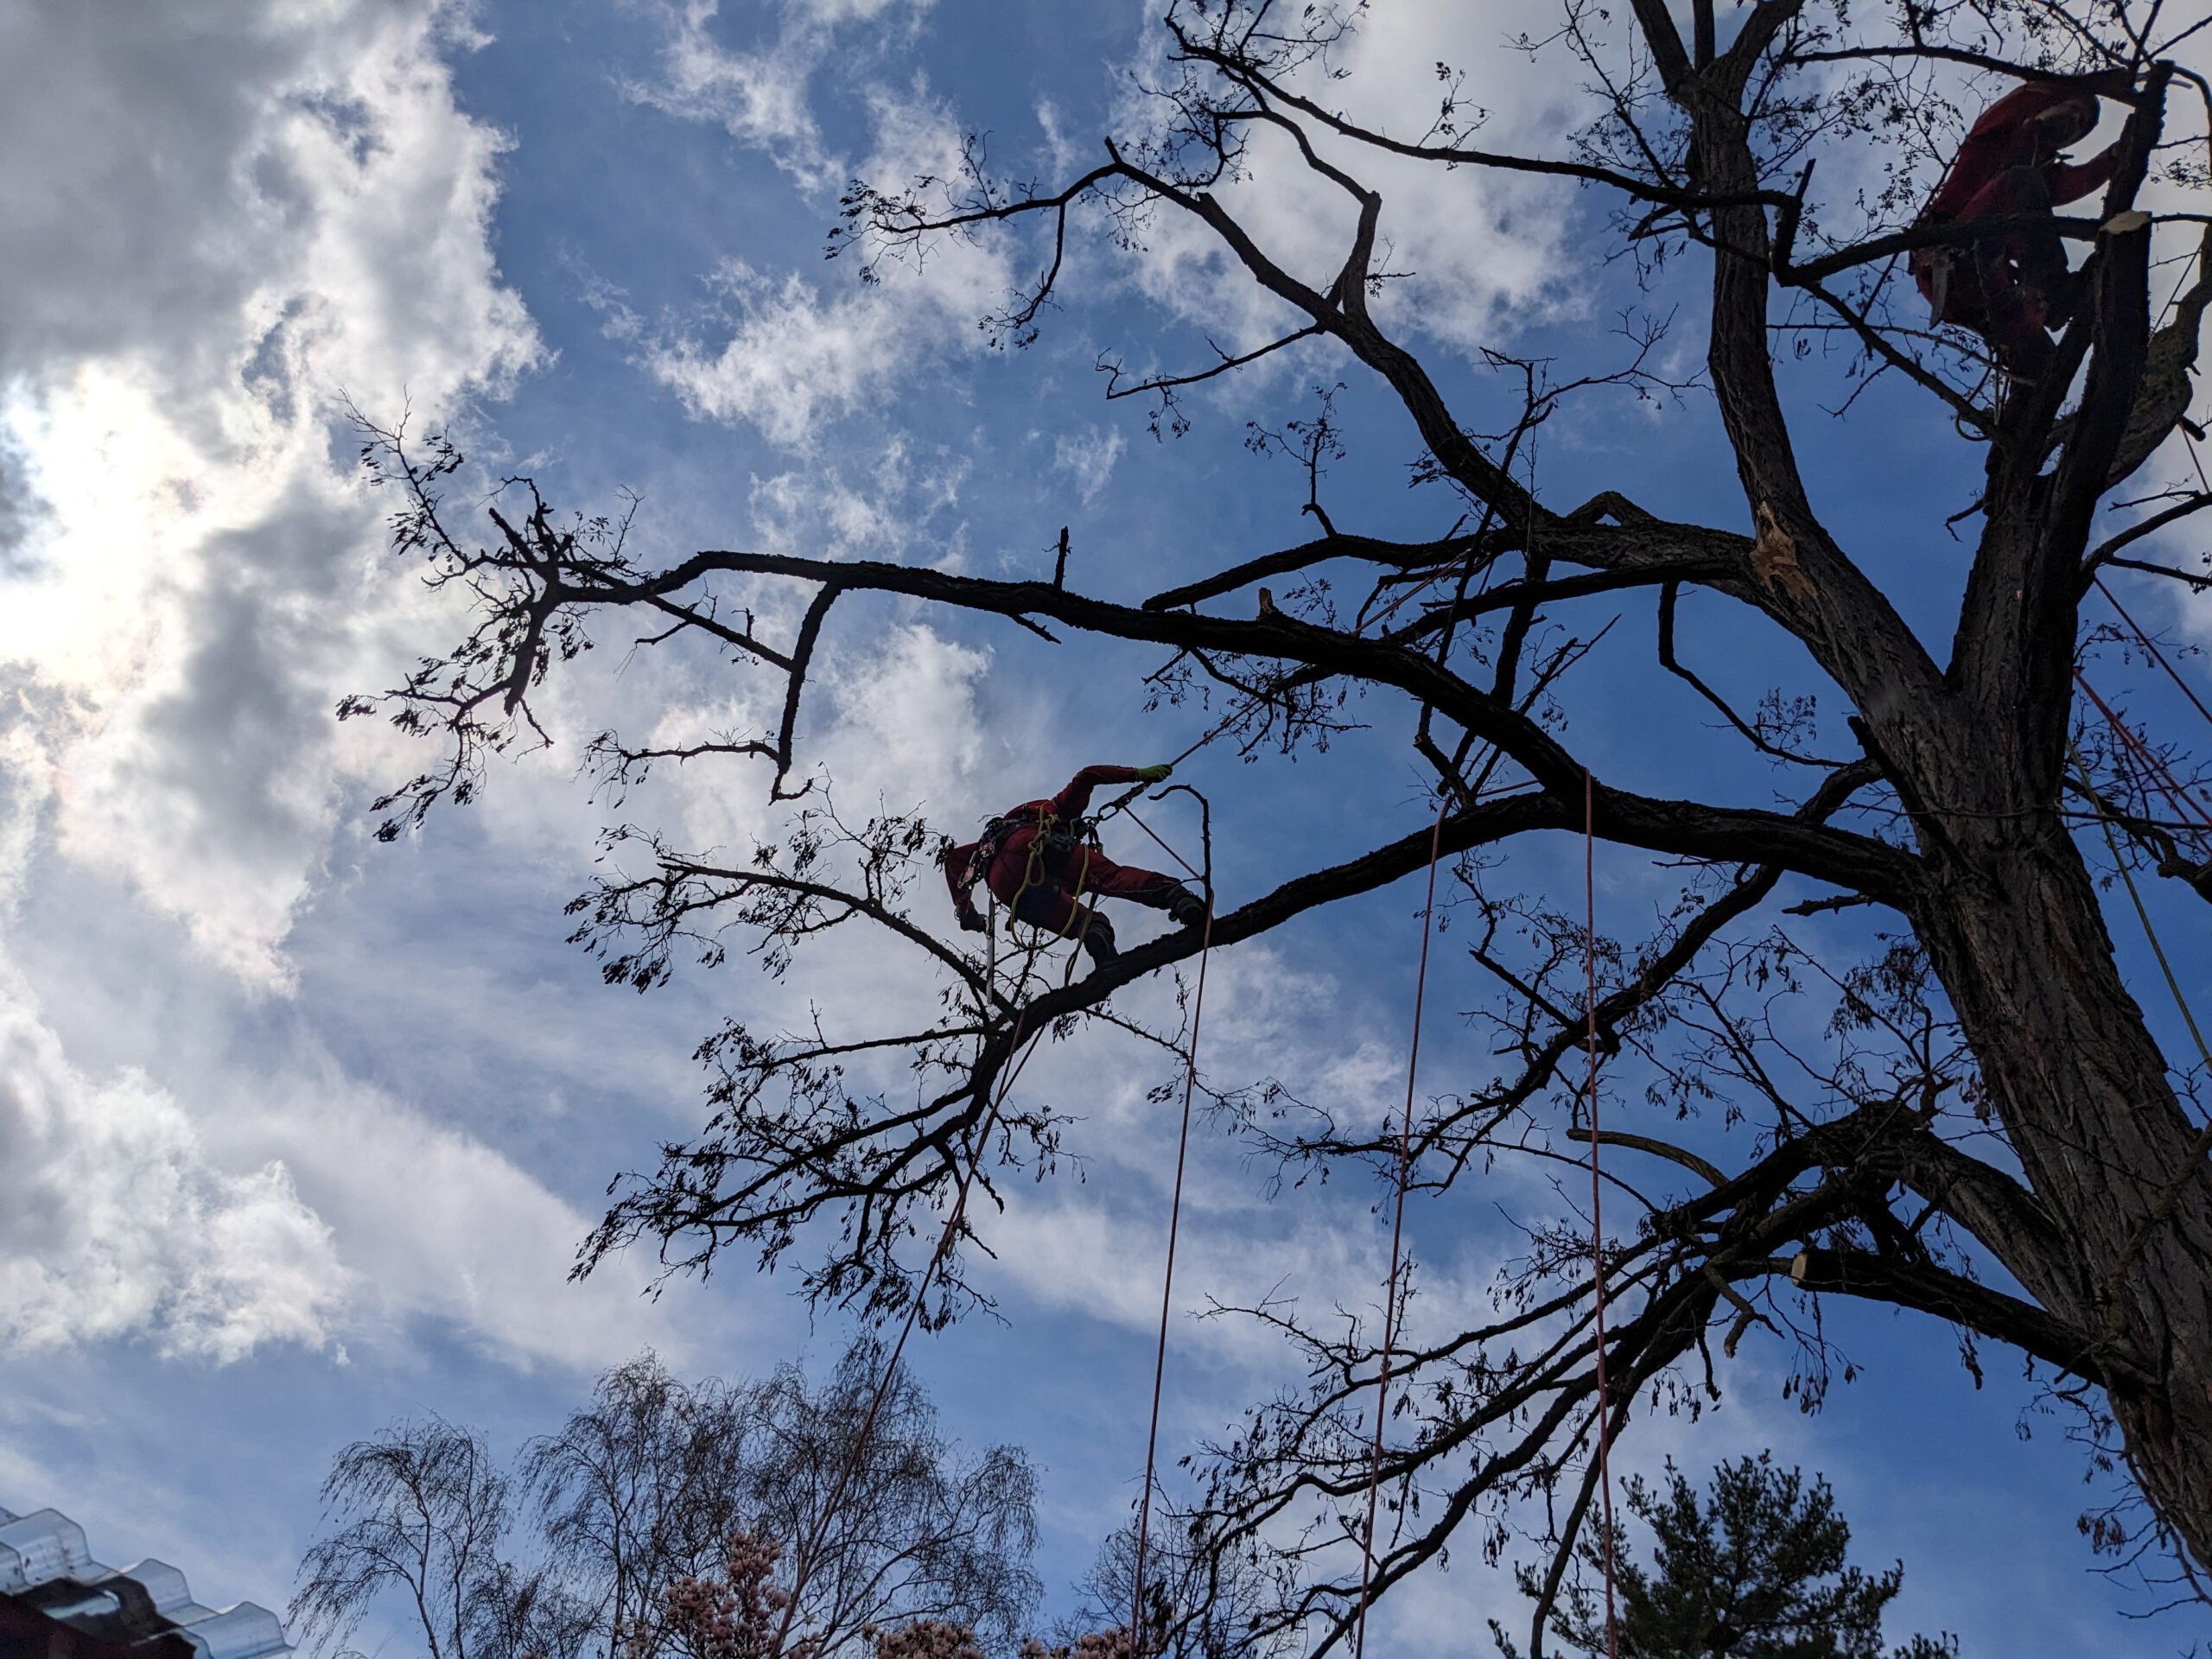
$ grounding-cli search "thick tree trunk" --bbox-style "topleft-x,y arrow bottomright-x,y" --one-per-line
1911,810 -> 2212,1568
1671,26 -> 2212,1571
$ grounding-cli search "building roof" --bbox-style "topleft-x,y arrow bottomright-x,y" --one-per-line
0,1505 -> 292,1659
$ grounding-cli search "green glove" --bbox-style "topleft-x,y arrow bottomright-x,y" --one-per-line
1135,763 -> 1173,785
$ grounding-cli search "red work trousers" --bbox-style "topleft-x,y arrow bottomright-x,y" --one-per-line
1918,167 -> 2075,370
983,840 -> 1183,938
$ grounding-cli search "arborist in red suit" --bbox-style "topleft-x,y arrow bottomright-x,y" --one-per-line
1911,75 -> 2128,380
944,763 -> 1208,972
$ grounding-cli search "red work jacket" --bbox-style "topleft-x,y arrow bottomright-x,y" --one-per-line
1914,83 -> 2120,320
1923,82 -> 2116,224
944,765 -> 1144,925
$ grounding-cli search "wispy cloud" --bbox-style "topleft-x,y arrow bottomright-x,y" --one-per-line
619,0 -> 937,193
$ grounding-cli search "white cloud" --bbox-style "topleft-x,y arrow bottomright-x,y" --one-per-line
640,179 -> 1010,448
249,1071 -> 690,1372
0,0 -> 541,988
0,0 -> 626,1374
1084,0 -> 1594,378
620,0 -> 936,192
0,884 -> 706,1376
0,969 -> 346,1363
619,2 -> 1020,448
823,623 -> 990,804
646,263 -> 931,448
632,0 -> 1607,455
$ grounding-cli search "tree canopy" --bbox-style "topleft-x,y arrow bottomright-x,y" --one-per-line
290,1344 -> 1039,1659
347,0 -> 2212,1651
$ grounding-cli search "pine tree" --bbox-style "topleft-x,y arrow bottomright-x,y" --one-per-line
1504,1455 -> 1955,1659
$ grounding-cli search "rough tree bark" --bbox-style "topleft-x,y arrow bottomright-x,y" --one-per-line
1679,18 -> 2212,1568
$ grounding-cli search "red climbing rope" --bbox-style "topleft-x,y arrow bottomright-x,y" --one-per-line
2076,668 -> 2212,835
2094,575 -> 2212,746
1585,768 -> 1620,1659
1122,803 -> 1205,882
1351,795 -> 1449,1659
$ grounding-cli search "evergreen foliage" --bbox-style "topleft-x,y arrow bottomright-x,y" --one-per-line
1502,1455 -> 1955,1659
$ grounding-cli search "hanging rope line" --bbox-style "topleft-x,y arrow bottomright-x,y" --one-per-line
1122,803 -> 1205,882
2094,575 -> 2212,745
810,536 -> 1514,1654
1350,795 -> 1448,1659
2075,669 -> 2212,836
1130,853 -> 1217,1643
784,769 -> 1215,1657
2069,593 -> 2212,1067
1584,768 -> 1621,1659
772,843 -> 1099,1654
771,993 -> 1054,1655
2070,739 -> 2212,1071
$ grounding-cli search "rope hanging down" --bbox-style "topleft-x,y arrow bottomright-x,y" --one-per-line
1348,777 -> 1620,1658
781,779 -> 1219,1659
2070,739 -> 2212,1071
1351,796 -> 1447,1659
1128,795 -> 1217,1644
772,1003 -> 1051,1656
1584,769 -> 1621,1659
771,846 -> 1096,1655
2070,586 -> 2212,1065
2076,668 -> 2212,835
2094,575 -> 2212,747
806,529 -> 1521,1653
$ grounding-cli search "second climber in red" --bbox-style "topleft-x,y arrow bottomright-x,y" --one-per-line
944,763 -> 1209,972
1911,75 -> 2127,381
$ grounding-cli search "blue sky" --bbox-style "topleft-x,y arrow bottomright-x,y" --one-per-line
1,1 -> 2209,1654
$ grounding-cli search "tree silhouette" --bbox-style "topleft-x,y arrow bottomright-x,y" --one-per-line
346,0 -> 2212,1651
1502,1454 -> 1953,1659
291,1345 -> 1036,1659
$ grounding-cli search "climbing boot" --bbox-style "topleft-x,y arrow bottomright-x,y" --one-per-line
1166,887 -> 1208,929
1079,914 -> 1119,972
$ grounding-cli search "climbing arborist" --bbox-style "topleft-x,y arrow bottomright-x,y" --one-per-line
1911,74 -> 2128,381
944,763 -> 1209,972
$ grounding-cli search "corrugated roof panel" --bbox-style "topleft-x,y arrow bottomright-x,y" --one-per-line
0,1510 -> 95,1593
0,1501 -> 292,1659
169,1603 -> 290,1659
111,1560 -> 198,1624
